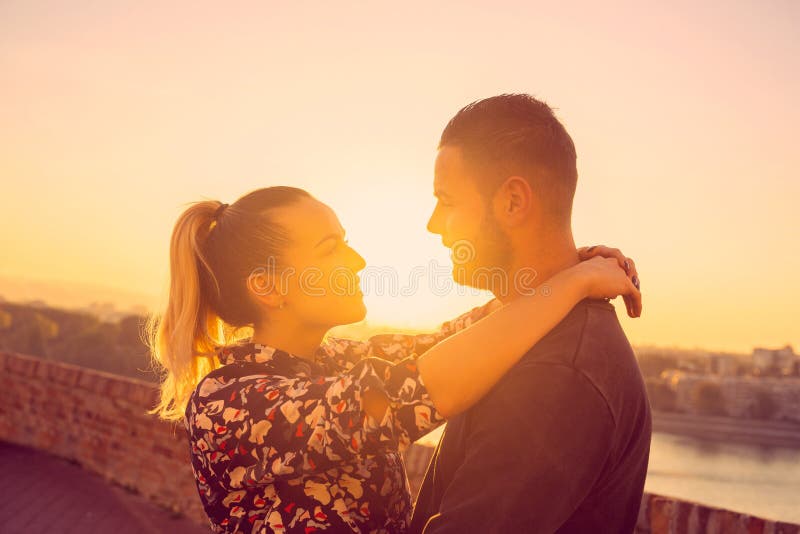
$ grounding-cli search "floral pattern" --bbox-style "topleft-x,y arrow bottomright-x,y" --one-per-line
184,301 -> 494,533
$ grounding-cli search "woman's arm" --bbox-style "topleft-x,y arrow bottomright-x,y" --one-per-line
365,298 -> 500,362
414,257 -> 639,418
321,299 -> 499,368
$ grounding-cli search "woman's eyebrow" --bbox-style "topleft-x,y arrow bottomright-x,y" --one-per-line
314,230 -> 346,248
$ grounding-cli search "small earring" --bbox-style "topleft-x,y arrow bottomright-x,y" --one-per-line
279,301 -> 285,310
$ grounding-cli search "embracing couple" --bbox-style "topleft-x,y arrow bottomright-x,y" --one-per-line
149,94 -> 652,533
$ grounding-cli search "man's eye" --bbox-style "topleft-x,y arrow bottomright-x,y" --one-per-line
325,239 -> 348,255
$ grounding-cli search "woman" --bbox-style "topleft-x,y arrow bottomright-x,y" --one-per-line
148,186 -> 641,533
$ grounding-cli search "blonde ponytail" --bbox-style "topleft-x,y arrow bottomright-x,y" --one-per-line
147,201 -> 226,422
147,187 -> 310,422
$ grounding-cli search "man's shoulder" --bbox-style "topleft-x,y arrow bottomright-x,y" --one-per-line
463,352 -> 616,450
490,298 -> 645,423
518,298 -> 625,368
473,312 -> 616,425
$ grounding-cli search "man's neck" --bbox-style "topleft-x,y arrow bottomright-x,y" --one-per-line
494,233 -> 580,304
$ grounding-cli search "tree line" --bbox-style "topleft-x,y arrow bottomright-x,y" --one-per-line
0,302 -> 158,383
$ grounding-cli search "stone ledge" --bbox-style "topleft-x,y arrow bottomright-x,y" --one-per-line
637,491 -> 799,533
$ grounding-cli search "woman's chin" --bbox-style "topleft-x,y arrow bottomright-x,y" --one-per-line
343,299 -> 367,324
350,300 -> 367,322
325,300 -> 367,326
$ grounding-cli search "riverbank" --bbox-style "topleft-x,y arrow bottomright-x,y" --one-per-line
652,411 -> 800,448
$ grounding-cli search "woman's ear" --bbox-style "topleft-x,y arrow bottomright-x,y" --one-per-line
496,176 -> 533,224
246,267 -> 284,309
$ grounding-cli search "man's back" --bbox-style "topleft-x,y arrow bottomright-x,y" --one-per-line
411,298 -> 652,534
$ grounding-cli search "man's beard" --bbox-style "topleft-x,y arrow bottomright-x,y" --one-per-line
452,211 -> 514,295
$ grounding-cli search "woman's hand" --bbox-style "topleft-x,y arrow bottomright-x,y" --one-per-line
574,245 -> 642,318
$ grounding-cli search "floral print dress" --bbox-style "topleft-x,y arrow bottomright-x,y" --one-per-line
184,303 -> 492,533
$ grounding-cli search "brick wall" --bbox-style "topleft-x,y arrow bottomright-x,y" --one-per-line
1,351 -> 798,533
0,350 -> 208,526
637,494 -> 799,533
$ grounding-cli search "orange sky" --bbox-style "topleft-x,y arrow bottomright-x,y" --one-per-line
1,1 -> 798,353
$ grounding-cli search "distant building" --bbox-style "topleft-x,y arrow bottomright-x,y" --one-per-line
663,370 -> 800,422
753,345 -> 797,377
660,371 -> 704,414
706,353 -> 739,377
719,377 -> 760,418
771,379 -> 800,422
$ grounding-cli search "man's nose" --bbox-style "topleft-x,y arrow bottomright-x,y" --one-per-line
426,209 -> 441,235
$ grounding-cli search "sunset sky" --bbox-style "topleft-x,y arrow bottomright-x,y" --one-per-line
1,1 -> 797,353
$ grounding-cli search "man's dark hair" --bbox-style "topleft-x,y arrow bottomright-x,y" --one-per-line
440,93 -> 578,225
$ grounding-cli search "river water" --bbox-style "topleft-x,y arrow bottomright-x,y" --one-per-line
417,429 -> 800,524
644,432 -> 800,524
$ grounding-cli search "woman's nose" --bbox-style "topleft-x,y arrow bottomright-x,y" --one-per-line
348,245 -> 367,272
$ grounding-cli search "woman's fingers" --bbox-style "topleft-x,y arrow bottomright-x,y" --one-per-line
578,245 -> 629,273
577,245 -> 603,259
626,257 -> 638,280
620,281 -> 640,318
580,252 -> 642,317
623,294 -> 633,318
627,278 -> 642,317
579,245 -> 640,302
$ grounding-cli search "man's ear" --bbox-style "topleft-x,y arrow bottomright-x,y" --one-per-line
246,267 -> 283,309
496,176 -> 533,224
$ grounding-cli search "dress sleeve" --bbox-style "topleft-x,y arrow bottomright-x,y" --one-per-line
187,357 -> 444,490
322,299 -> 499,366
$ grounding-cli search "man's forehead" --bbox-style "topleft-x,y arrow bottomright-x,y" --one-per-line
435,145 -> 463,171
434,146 -> 462,191
434,145 -> 480,196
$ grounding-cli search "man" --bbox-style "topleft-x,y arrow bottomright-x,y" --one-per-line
410,94 -> 652,533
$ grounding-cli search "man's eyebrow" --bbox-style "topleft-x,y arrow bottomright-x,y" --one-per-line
434,189 -> 453,199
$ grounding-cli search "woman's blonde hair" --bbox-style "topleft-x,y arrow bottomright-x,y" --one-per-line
147,187 -> 310,422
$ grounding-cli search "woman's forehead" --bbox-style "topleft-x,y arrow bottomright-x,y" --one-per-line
274,197 -> 344,245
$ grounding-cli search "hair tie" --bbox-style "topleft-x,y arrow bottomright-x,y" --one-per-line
214,202 -> 229,219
